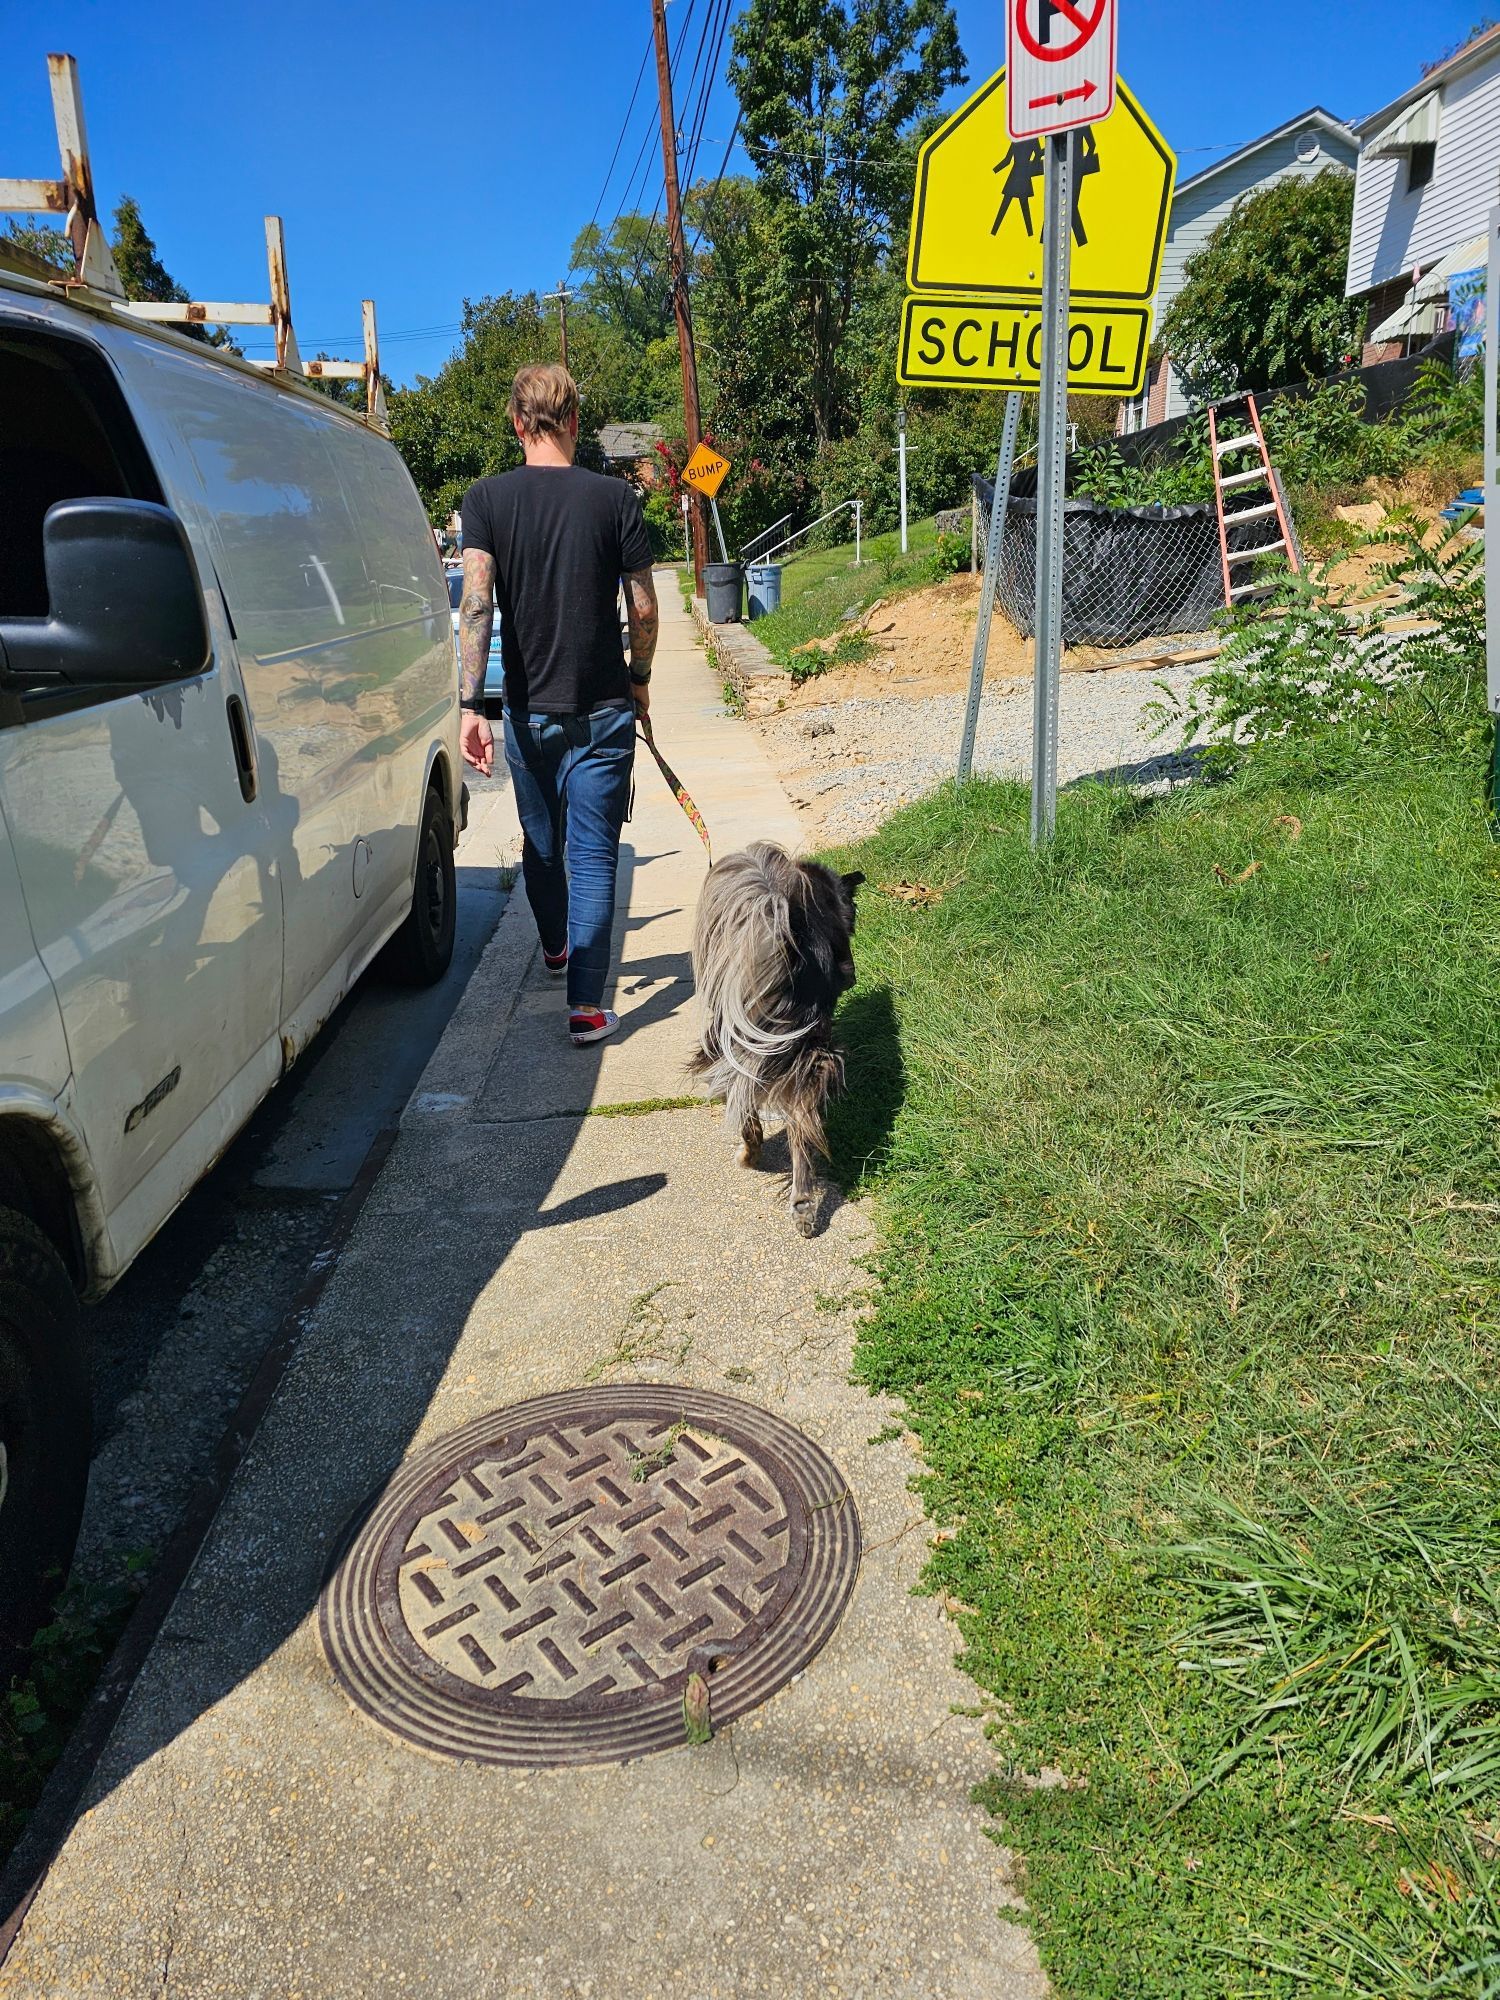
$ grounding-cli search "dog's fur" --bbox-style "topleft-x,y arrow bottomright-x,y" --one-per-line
688,841 -> 863,1236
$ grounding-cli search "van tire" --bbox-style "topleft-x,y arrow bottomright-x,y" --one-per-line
0,1208 -> 90,1661
384,784 -> 456,986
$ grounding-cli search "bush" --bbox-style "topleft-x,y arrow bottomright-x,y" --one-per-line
1159,170 -> 1363,403
641,488 -> 684,561
930,529 -> 967,576
1153,515 -> 1486,769
1260,377 -> 1413,491
1073,419 -> 1215,507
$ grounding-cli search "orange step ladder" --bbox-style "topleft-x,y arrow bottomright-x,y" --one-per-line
1208,393 -> 1302,610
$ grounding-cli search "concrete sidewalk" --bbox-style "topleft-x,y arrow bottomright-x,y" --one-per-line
3,582 -> 1045,1999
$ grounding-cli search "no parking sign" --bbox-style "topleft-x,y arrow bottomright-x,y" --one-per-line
1006,0 -> 1117,139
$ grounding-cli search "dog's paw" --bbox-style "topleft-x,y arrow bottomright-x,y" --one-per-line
791,1196 -> 818,1238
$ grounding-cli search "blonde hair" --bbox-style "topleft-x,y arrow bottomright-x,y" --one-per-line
509,362 -> 580,444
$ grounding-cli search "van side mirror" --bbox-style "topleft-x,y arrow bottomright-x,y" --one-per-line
0,498 -> 211,693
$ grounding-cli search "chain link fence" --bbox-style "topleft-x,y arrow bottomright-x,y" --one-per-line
973,476 -> 1224,650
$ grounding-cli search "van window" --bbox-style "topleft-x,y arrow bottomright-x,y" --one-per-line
337,422 -> 438,626
162,366 -> 376,663
0,330 -> 164,626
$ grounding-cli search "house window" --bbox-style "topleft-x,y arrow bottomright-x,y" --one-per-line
1407,141 -> 1435,192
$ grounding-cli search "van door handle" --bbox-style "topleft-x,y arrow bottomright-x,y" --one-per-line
225,693 -> 258,803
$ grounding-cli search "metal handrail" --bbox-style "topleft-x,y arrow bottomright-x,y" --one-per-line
755,498 -> 862,568
739,513 -> 792,561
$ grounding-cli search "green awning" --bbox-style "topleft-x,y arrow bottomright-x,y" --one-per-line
1368,91 -> 1439,157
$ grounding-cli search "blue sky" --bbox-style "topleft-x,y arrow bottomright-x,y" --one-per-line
1,0 -> 1477,386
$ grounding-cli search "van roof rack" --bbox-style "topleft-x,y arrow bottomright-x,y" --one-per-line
0,53 -> 388,430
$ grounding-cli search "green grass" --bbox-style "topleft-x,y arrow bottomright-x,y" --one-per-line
827,745 -> 1500,1997
751,517 -> 953,666
2,1555 -> 151,1868
585,1094 -> 702,1118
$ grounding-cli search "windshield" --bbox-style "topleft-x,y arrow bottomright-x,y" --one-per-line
445,571 -> 463,611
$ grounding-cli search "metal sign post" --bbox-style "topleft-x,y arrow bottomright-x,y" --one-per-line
957,390 -> 1022,782
1031,131 -> 1074,845
1486,201 -> 1500,726
709,497 -> 731,564
898,404 -> 909,554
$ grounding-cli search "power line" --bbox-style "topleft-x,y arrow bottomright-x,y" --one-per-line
685,107 -> 745,257
565,29 -> 657,280
681,0 -> 733,189
672,0 -> 720,180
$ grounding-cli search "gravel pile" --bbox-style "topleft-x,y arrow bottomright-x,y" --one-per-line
757,663 -> 1205,844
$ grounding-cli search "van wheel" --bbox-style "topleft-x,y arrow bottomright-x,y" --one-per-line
384,785 -> 456,986
0,1208 -> 91,1661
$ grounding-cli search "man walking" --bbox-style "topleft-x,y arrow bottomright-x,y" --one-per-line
458,363 -> 658,1046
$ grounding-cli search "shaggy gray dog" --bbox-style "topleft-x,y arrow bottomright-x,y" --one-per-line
689,841 -> 863,1236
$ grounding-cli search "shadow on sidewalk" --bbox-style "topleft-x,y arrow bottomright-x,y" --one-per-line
7,856 -> 698,1864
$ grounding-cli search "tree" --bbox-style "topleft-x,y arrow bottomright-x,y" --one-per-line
110,195 -> 238,350
2,220 -> 73,274
570,214 -> 678,351
388,290 -> 649,522
1158,170 -> 1364,407
721,0 -> 964,448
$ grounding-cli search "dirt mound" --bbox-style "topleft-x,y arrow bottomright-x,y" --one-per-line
776,571 -> 1216,710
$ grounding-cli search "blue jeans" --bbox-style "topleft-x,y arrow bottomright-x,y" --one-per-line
502,704 -> 636,1010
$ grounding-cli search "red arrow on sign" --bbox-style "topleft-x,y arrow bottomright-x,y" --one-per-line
1028,78 -> 1098,108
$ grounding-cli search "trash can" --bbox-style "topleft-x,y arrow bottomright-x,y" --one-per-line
745,562 -> 783,620
704,561 -> 744,625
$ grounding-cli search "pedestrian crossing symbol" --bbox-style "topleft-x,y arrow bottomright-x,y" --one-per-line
907,68 -> 1174,304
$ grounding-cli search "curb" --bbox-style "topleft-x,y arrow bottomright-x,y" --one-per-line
0,1121 -> 400,1964
0,854 -> 529,1964
690,597 -> 788,715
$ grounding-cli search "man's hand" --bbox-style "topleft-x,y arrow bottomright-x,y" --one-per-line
461,711 -> 494,776
632,681 -> 651,720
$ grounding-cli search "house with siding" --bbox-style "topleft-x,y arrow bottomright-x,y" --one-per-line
1346,24 -> 1500,361
1118,108 -> 1358,431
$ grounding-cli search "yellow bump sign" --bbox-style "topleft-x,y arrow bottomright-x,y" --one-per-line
682,442 -> 731,499
898,294 -> 1150,397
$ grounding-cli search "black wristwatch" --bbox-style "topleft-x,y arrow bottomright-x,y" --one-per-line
629,668 -> 652,687
459,696 -> 487,714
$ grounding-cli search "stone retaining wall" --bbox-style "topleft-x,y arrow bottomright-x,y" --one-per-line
690,597 -> 789,717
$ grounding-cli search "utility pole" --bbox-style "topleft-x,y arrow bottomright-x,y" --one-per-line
543,280 -> 573,371
651,0 -> 709,595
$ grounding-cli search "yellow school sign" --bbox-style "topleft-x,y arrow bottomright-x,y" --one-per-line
899,68 -> 1175,395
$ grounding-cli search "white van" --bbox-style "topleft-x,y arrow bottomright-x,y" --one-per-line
0,274 -> 460,1646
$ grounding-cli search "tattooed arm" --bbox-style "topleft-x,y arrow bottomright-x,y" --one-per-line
624,565 -> 658,716
458,546 -> 497,775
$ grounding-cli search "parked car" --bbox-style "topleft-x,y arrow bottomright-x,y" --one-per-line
445,564 -> 504,704
0,271 -> 461,1649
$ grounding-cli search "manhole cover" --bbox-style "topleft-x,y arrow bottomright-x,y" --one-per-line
319,1386 -> 860,1766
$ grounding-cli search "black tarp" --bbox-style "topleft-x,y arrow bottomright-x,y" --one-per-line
974,483 -> 1221,645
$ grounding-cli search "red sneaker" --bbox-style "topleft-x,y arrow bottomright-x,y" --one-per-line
543,944 -> 569,976
568,1007 -> 619,1046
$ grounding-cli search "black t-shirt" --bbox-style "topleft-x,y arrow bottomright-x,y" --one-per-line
460,466 -> 653,714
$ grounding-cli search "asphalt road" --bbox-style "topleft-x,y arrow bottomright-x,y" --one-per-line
74,765 -> 515,1597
